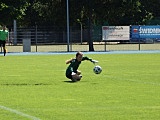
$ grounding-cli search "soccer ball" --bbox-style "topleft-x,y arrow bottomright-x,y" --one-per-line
93,65 -> 102,74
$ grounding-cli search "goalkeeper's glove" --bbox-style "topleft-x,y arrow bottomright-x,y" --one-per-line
91,60 -> 99,64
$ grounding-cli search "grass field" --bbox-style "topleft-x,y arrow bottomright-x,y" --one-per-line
0,53 -> 160,120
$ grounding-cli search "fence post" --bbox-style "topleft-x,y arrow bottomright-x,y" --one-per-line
104,41 -> 107,51
35,25 -> 38,52
13,20 -> 17,45
23,38 -> 31,52
23,32 -> 31,52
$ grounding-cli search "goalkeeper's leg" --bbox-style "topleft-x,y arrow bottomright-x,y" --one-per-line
77,70 -> 81,75
71,71 -> 82,82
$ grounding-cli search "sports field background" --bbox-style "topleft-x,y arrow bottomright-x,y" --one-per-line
0,52 -> 160,120
3,43 -> 160,52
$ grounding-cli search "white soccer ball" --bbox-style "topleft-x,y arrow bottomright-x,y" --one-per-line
93,65 -> 102,74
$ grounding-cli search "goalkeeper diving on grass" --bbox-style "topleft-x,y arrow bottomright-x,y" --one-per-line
65,51 -> 98,82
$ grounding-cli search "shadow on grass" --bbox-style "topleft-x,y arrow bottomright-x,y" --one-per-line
63,80 -> 88,83
1,83 -> 51,86
63,80 -> 77,83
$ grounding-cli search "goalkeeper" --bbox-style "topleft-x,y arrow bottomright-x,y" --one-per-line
65,51 -> 98,82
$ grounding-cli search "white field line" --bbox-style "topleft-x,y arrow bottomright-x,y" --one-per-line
0,105 -> 41,120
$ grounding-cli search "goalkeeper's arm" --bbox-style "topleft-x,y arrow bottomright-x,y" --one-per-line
66,58 -> 74,64
91,60 -> 99,64
82,56 -> 98,63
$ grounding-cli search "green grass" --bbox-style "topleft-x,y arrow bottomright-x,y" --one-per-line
0,53 -> 160,120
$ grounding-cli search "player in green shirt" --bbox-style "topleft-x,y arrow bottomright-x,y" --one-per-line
65,51 -> 98,82
0,25 -> 8,56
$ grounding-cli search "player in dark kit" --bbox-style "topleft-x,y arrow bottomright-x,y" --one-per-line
65,51 -> 98,82
0,25 -> 8,56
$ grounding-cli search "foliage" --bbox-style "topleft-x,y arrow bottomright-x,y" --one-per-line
0,0 -> 29,26
0,0 -> 160,27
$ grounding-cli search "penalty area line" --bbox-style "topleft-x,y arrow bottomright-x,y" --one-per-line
0,105 -> 41,120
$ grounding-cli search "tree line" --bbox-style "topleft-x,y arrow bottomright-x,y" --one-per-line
1,0 -> 160,28
1,0 -> 160,51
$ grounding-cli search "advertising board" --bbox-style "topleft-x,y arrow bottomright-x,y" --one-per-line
102,26 -> 130,41
131,26 -> 160,39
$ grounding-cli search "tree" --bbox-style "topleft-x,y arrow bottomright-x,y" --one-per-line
0,0 -> 29,27
70,0 -> 95,51
140,0 -> 160,25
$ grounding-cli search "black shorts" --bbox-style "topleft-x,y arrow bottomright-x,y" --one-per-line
66,73 -> 72,79
0,40 -> 6,47
66,71 -> 78,79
